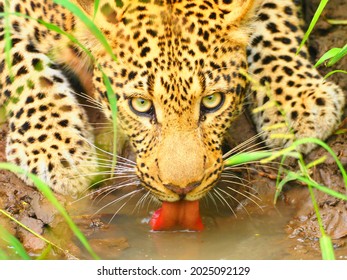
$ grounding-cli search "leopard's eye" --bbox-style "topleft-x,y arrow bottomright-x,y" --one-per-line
201,92 -> 224,112
129,97 -> 153,115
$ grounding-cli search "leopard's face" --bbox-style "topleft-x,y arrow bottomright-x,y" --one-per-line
86,0 -> 255,202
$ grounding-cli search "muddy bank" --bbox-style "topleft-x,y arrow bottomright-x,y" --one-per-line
0,0 -> 346,259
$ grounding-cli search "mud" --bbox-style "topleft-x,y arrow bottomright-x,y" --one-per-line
0,0 -> 346,259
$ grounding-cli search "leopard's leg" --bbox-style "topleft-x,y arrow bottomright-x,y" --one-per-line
0,40 -> 97,196
247,0 -> 345,153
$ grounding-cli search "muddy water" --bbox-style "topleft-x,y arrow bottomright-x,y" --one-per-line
74,189 -> 310,260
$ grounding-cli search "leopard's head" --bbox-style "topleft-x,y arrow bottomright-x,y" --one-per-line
77,0 -> 257,201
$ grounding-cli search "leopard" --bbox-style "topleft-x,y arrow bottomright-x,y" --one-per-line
0,0 -> 345,205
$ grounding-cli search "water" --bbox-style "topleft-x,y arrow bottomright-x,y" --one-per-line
75,192 -> 302,260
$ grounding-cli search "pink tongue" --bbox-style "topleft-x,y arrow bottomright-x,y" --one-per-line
150,200 -> 204,231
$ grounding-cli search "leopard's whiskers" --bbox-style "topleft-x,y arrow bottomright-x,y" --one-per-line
94,188 -> 144,223
212,188 -> 237,217
215,186 -> 251,217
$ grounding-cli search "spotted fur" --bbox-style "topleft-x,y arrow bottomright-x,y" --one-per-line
0,0 -> 344,201
247,1 -> 345,153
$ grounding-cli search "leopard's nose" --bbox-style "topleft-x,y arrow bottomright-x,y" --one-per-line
164,180 -> 202,199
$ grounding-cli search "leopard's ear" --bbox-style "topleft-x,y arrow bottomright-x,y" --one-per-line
218,0 -> 262,24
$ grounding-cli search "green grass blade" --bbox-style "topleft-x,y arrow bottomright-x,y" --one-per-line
273,154 -> 290,204
320,235 -> 335,260
306,156 -> 327,170
36,244 -> 52,260
0,162 -> 99,259
306,181 -> 334,260
224,151 -> 278,166
53,0 -> 117,62
286,171 -> 347,201
274,173 -> 296,204
93,0 -> 100,20
0,224 -> 31,260
297,0 -> 329,53
326,19 -> 347,25
261,138 -> 347,190
327,44 -> 347,66
102,71 -> 118,174
315,47 -> 342,67
324,70 -> 347,79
